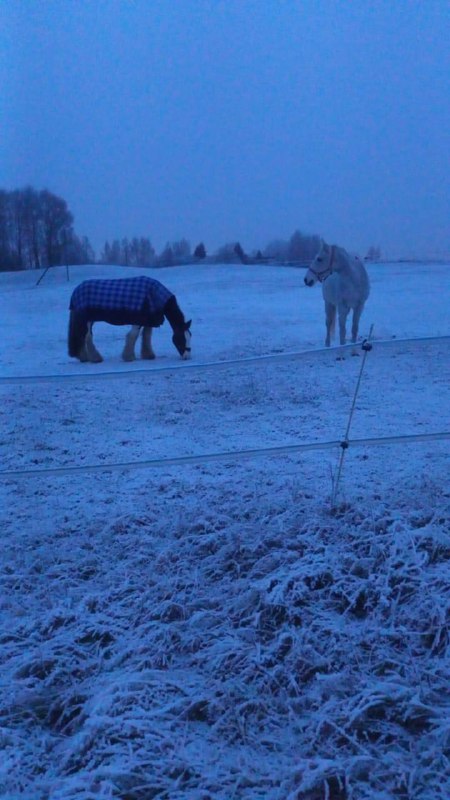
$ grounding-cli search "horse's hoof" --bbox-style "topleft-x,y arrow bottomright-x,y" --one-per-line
122,353 -> 136,362
141,351 -> 156,360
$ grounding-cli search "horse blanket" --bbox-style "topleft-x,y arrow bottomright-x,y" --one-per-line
69,277 -> 174,327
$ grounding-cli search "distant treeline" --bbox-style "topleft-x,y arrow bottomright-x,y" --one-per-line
99,231 -> 323,268
1,186 -> 327,272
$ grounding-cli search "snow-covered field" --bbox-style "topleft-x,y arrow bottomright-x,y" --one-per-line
1,261 -> 449,799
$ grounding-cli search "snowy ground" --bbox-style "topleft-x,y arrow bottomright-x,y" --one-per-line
1,261 -> 449,799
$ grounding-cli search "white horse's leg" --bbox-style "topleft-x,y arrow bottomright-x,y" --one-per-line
325,302 -> 336,347
351,303 -> 364,343
122,326 -> 141,361
349,303 -> 365,355
141,327 -> 155,359
338,304 -> 350,346
84,323 -> 103,363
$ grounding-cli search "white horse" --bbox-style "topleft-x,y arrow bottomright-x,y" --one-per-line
304,241 -> 370,347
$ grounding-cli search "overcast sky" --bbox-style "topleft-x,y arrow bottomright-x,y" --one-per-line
1,0 -> 449,258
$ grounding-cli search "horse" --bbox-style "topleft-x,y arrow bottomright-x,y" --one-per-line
304,241 -> 370,348
68,276 -> 192,363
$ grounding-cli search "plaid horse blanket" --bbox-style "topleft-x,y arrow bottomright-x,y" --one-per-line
69,277 -> 174,327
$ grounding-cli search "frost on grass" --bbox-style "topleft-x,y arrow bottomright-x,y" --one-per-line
1,472 -> 450,800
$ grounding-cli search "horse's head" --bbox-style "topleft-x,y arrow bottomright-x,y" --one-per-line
172,320 -> 192,359
304,241 -> 335,286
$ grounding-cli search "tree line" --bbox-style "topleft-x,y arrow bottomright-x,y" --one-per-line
99,237 -> 197,267
0,187 -> 95,271
5,185 -> 372,272
94,231 -> 324,267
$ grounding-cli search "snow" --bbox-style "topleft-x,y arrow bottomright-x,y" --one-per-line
1,261 -> 449,799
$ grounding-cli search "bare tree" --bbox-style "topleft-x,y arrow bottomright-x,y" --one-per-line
172,238 -> 191,261
365,245 -> 381,261
40,189 -> 73,266
158,243 -> 174,266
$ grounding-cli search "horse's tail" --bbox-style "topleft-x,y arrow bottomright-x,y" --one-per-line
68,310 -> 88,358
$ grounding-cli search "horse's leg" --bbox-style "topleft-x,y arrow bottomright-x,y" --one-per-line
325,302 -> 336,347
141,327 -> 155,359
78,342 -> 89,362
122,326 -> 141,361
338,304 -> 349,346
349,303 -> 365,355
351,303 -> 364,343
84,323 -> 103,363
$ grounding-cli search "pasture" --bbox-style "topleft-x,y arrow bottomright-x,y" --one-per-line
1,261 -> 449,799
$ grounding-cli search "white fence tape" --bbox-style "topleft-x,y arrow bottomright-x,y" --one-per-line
2,432 -> 449,480
1,334 -> 449,386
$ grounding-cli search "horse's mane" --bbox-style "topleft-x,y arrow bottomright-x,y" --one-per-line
164,295 -> 187,330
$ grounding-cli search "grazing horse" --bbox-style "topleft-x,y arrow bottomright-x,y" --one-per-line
304,241 -> 370,347
68,276 -> 192,363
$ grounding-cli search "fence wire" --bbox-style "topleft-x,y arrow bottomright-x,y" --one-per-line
1,334 -> 448,482
2,432 -> 449,480
1,334 -> 449,385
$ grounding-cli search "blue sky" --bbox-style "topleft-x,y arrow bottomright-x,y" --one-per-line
1,0 -> 449,257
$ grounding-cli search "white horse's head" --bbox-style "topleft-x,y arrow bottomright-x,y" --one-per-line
304,240 -> 335,286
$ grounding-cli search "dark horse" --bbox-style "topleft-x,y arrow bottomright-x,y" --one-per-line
68,276 -> 192,363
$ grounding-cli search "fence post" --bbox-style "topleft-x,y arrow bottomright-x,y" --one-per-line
331,324 -> 374,507
35,266 -> 51,286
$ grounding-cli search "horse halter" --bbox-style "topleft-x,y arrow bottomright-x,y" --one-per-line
183,328 -> 192,354
310,245 -> 336,283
